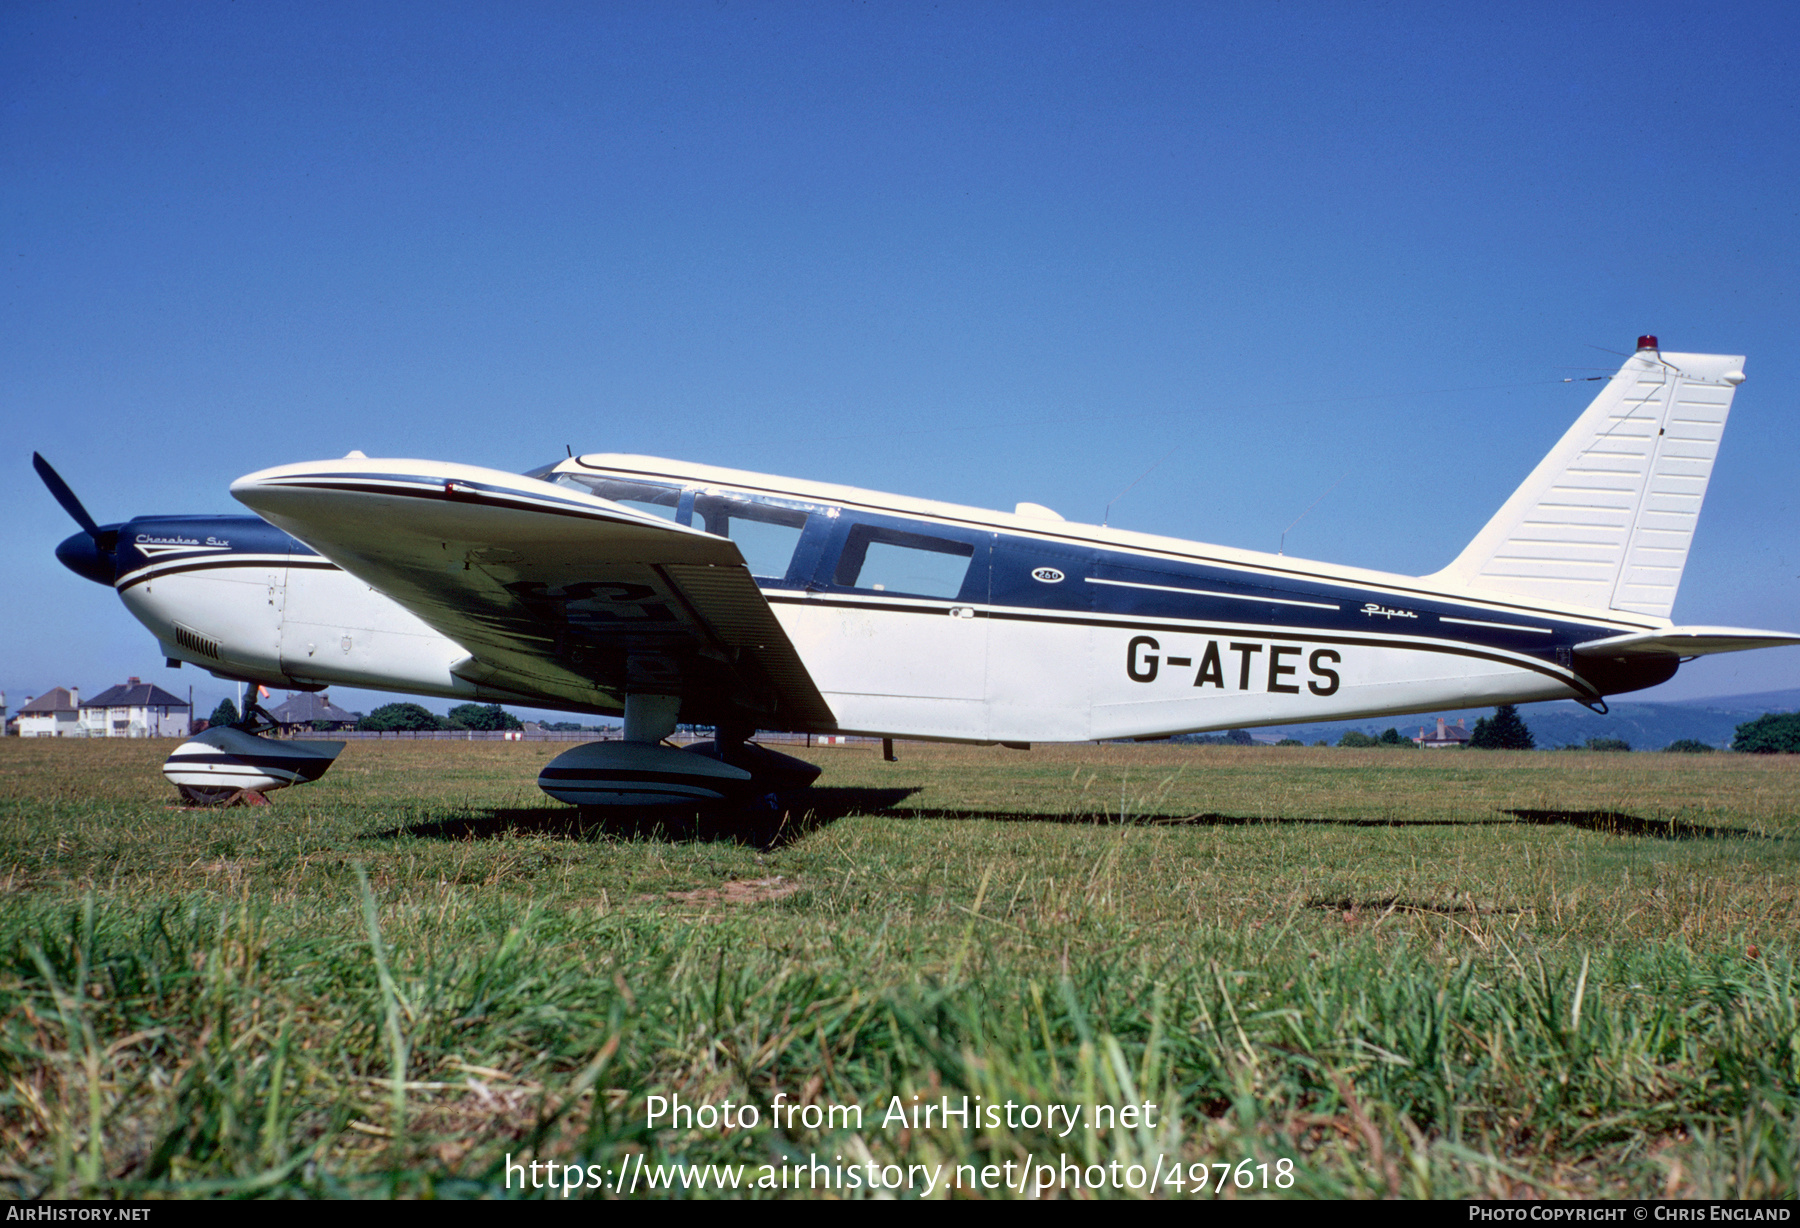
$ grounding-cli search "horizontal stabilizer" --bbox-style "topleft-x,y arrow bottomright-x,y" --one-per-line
1573,626 -> 1800,660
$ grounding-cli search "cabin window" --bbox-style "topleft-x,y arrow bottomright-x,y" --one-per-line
833,524 -> 976,599
693,494 -> 810,580
550,475 -> 682,521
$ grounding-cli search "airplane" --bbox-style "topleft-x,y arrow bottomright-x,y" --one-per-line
37,338 -> 1800,809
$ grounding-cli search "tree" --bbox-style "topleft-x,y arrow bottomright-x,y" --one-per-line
446,703 -> 523,731
1377,727 -> 1411,747
1583,737 -> 1631,753
1662,739 -> 1716,754
207,697 -> 240,728
357,702 -> 446,732
1338,730 -> 1379,748
1469,704 -> 1534,750
1732,712 -> 1800,754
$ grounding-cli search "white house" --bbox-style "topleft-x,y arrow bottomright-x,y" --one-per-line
79,679 -> 190,738
1413,716 -> 1471,749
16,688 -> 81,737
267,691 -> 361,734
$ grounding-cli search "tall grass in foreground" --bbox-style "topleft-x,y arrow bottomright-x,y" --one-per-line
1,895 -> 1793,1197
0,740 -> 1795,1197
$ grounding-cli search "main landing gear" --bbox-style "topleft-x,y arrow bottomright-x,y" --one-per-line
534,695 -> 820,812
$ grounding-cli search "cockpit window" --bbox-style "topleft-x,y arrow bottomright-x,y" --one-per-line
693,493 -> 810,580
550,474 -> 681,521
834,524 -> 976,599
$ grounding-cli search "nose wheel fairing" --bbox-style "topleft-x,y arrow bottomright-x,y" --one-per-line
162,725 -> 345,804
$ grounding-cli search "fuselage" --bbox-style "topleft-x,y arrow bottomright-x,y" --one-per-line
96,515 -> 505,704
79,454 -> 1674,742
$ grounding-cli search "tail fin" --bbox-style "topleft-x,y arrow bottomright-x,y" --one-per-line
1426,342 -> 1745,621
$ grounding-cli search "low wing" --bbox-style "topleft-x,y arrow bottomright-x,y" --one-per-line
1573,626 -> 1800,660
231,458 -> 836,730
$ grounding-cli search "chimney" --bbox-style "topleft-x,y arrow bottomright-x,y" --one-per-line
128,676 -> 140,686
1436,717 -> 1446,738
69,688 -> 79,708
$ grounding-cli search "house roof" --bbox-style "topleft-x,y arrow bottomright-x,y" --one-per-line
269,692 -> 360,724
18,688 -> 78,714
83,682 -> 188,709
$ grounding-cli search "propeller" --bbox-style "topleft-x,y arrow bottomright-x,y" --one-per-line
35,452 -> 121,584
34,452 -> 103,539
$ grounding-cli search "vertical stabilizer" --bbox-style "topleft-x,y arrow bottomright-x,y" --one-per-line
1426,343 -> 1745,621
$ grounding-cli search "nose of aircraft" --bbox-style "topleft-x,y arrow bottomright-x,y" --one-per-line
55,527 -> 118,586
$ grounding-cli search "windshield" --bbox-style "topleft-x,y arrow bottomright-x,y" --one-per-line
548,474 -> 682,521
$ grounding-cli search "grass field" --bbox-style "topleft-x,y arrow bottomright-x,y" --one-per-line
0,737 -> 1795,1199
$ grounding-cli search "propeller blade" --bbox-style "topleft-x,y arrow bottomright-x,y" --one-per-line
32,452 -> 101,539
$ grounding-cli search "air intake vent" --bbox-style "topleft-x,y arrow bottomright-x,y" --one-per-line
174,624 -> 221,660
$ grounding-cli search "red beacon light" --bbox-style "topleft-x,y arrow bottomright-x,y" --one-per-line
1636,335 -> 1659,351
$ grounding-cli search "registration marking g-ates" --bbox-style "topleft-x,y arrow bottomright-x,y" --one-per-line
1127,635 -> 1339,695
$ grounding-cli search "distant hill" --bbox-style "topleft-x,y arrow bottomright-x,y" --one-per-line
1671,687 -> 1800,713
1236,688 -> 1800,751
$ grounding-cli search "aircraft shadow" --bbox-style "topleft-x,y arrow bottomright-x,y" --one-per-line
373,787 -> 921,850
1307,895 -> 1522,917
1502,808 -> 1772,841
875,808 -> 1512,829
842,805 -> 1772,841
371,796 -> 1766,847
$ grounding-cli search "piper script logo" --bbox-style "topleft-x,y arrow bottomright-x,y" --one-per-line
1361,602 -> 1417,620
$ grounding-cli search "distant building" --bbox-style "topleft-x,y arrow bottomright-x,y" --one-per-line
267,691 -> 362,734
79,678 -> 190,738
17,688 -> 81,737
1414,716 -> 1470,749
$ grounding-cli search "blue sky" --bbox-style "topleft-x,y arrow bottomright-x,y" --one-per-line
5,1 -> 1798,721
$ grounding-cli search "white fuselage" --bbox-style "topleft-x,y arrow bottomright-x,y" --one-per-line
121,458 -> 1636,742
75,347 -> 1797,753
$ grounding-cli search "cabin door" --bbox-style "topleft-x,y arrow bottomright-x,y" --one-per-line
786,517 -> 993,736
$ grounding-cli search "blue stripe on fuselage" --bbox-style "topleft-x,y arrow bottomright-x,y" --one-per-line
751,502 -> 1623,666
131,482 -> 1617,670
982,534 -> 1611,661
114,515 -> 319,588
121,515 -> 316,562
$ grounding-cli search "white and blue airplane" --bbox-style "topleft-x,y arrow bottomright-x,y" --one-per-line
38,338 -> 1800,807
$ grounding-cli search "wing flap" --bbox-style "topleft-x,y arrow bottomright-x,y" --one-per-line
231,458 -> 836,729
661,563 -> 835,727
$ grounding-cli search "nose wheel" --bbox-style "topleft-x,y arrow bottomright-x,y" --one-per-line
175,784 -> 270,808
